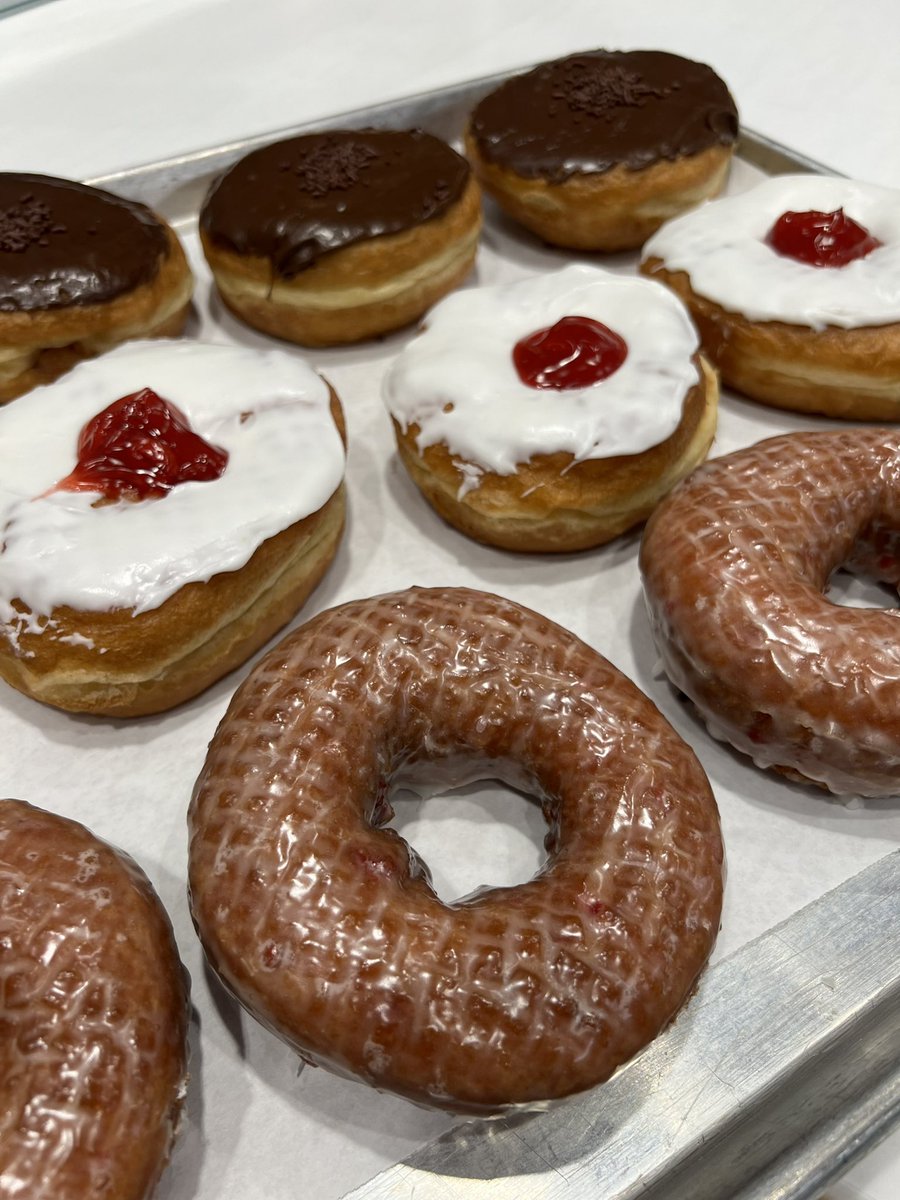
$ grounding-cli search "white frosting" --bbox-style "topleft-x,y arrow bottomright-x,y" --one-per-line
642,174 -> 900,331
382,265 -> 700,492
0,340 -> 344,621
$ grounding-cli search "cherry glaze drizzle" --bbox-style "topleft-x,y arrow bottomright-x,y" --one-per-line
513,315 -> 628,389
766,208 -> 882,268
53,387 -> 228,501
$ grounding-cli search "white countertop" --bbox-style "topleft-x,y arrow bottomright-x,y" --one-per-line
3,2 -> 899,1198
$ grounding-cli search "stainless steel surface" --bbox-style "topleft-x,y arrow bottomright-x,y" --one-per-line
342,852 -> 900,1200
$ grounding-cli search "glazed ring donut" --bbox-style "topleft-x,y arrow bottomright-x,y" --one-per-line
465,49 -> 738,251
640,428 -> 900,797
199,129 -> 481,346
641,175 -> 900,419
0,798 -> 190,1199
0,340 -> 346,717
189,586 -> 724,1113
0,173 -> 193,404
383,264 -> 718,552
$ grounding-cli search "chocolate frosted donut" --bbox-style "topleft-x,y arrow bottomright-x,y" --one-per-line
466,50 -> 738,251
0,174 -> 192,403
200,129 -> 482,345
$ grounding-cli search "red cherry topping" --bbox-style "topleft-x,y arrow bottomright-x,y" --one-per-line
513,315 -> 628,390
766,208 -> 882,268
54,387 -> 228,501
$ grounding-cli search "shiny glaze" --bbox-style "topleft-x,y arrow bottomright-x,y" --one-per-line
513,314 -> 628,388
766,207 -> 882,268
0,799 -> 189,1199
54,388 -> 228,501
200,129 -> 470,276
640,429 -> 900,796
189,587 -> 723,1112
469,50 -> 738,181
0,174 -> 168,312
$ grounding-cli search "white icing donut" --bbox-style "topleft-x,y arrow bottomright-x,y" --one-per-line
383,263 -> 701,487
642,174 -> 900,331
0,340 -> 345,623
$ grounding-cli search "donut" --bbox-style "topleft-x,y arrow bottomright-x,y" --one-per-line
465,50 -> 738,251
640,428 -> 900,797
383,264 -> 718,552
0,340 -> 346,717
188,586 -> 724,1113
0,798 -> 189,1199
199,129 -> 481,346
0,173 -> 193,404
641,174 -> 900,419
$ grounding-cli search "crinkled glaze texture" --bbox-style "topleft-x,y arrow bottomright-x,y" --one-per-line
640,429 -> 900,797
0,799 -> 190,1199
188,587 -> 723,1113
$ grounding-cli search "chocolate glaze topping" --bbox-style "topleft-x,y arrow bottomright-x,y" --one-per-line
200,129 -> 471,277
0,174 -> 168,313
469,50 -> 739,182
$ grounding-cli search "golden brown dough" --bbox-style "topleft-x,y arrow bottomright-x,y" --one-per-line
392,357 -> 718,552
0,481 -> 346,717
642,258 -> 900,420
466,139 -> 733,252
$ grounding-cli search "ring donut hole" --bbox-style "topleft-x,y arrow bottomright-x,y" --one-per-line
188,588 -> 723,1112
826,514 -> 900,609
387,777 -> 547,902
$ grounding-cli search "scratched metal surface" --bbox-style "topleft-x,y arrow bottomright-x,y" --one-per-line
343,852 -> 900,1200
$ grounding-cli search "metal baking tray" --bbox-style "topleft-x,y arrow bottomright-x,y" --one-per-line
10,68 -> 898,1200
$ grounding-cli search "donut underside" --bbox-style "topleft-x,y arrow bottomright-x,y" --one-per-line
642,260 -> 900,420
393,358 -> 718,552
0,799 -> 189,1200
0,486 -> 345,717
640,430 -> 900,796
202,179 -> 482,346
0,227 -> 194,404
188,587 -> 724,1112
465,138 -> 733,251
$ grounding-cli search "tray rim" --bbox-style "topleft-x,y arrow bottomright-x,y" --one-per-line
83,66 -> 840,209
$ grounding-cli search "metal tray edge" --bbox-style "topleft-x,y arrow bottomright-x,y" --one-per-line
84,70 -> 839,219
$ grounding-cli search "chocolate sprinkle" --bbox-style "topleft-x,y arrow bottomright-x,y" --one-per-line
293,138 -> 379,198
554,62 -> 669,120
0,196 -> 63,254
